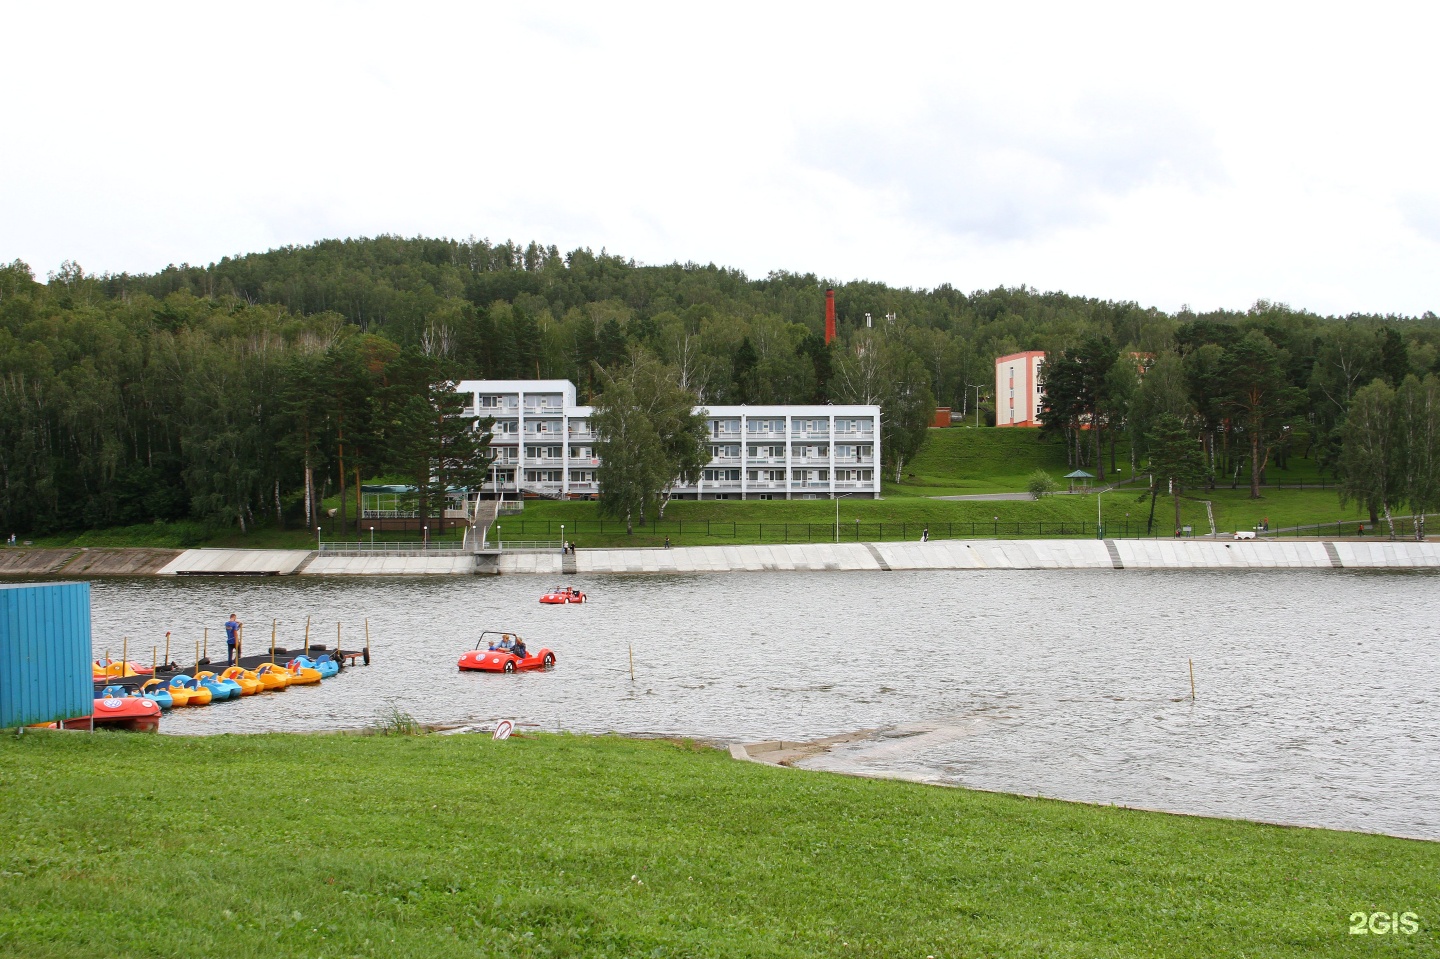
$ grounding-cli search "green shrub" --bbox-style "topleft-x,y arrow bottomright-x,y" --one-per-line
1026,469 -> 1060,499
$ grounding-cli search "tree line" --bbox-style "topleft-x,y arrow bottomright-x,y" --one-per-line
2,236 -> 1438,537
1038,319 -> 1440,535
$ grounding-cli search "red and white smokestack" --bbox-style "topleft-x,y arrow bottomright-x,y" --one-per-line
824,289 -> 836,345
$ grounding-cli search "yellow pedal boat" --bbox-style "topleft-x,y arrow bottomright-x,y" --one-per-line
284,659 -> 323,686
169,676 -> 212,706
160,678 -> 196,707
220,666 -> 264,696
254,662 -> 291,690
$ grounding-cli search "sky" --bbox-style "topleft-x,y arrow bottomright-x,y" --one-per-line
2,2 -> 1436,316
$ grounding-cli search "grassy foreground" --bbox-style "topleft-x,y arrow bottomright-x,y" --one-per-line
1,733 -> 1434,958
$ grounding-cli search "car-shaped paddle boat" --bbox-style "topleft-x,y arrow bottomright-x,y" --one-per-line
51,696 -> 162,732
458,631 -> 555,673
539,586 -> 586,604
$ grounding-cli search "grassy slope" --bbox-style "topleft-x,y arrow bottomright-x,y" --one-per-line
17,430 -> 1378,549
891,426 -> 1077,495
1,733 -> 1434,959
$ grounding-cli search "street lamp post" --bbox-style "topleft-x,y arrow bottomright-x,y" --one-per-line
1097,487 -> 1103,540
369,526 -> 374,548
560,524 -> 565,553
833,492 -> 860,543
316,526 -> 321,552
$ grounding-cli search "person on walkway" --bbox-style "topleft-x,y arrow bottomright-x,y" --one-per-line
664,535 -> 671,548
224,614 -> 243,665
921,526 -> 929,542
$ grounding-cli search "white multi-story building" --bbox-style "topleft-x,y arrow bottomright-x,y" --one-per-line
454,379 -> 881,500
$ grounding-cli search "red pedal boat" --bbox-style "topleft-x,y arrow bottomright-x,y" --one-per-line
539,586 -> 586,604
54,697 -> 162,732
458,631 -> 556,673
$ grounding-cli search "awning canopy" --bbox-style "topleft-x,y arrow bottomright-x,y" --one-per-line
1063,470 -> 1095,479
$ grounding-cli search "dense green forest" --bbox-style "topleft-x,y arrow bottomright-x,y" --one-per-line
2,235 -> 1438,537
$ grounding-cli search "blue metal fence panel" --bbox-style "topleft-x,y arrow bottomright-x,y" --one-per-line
0,582 -> 93,727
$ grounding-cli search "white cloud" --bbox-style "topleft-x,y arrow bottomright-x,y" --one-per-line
799,96 -> 1225,241
0,1 -> 1436,315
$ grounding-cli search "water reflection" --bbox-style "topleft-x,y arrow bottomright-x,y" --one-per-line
84,570 -> 1440,840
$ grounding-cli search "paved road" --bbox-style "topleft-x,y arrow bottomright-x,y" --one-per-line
928,492 -> 1035,501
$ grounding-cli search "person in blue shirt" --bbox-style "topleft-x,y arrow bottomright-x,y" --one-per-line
224,614 -> 243,665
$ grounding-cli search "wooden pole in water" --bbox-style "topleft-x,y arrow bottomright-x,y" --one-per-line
1189,658 -> 1196,701
629,643 -> 635,683
364,619 -> 371,664
194,641 -> 200,679
304,615 -> 311,656
152,646 -> 157,675
203,627 -> 208,662
164,632 -> 171,670
121,636 -> 128,674
270,619 -> 277,664
336,621 -> 341,657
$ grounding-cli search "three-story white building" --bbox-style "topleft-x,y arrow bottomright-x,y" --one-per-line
455,379 -> 881,500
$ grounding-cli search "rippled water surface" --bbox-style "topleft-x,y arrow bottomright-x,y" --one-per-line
83,570 -> 1440,840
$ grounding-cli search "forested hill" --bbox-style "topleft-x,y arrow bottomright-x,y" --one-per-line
2,234 -> 1439,537
94,235 -> 1440,404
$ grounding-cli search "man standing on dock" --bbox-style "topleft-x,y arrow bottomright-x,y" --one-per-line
225,614 -> 243,665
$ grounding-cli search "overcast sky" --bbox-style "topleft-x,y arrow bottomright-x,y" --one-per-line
2,2 -> 1436,316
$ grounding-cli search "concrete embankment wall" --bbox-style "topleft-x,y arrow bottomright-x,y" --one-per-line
158,549 -> 313,576
302,554 -> 478,575
0,548 -> 180,577
6,540 -> 1439,578
498,539 -> 1440,574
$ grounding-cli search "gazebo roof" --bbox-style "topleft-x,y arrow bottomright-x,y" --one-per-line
1063,470 -> 1096,479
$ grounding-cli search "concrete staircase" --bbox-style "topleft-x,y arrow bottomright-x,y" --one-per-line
463,499 -> 502,552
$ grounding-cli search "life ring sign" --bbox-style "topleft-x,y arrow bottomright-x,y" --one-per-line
493,720 -> 514,741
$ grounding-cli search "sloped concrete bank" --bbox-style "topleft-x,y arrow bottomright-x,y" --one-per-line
527,538 -> 1440,573
4,539 -> 1439,577
0,547 -> 181,577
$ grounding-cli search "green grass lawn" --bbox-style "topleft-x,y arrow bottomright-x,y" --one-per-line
891,426 -> 1076,495
15,430 -> 1382,550
1,732 -> 1433,958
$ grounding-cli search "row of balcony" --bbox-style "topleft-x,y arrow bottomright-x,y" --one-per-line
726,456 -> 874,466
516,480 -> 878,495
716,430 -> 875,440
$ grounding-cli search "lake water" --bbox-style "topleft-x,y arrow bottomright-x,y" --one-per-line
81,570 -> 1440,840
